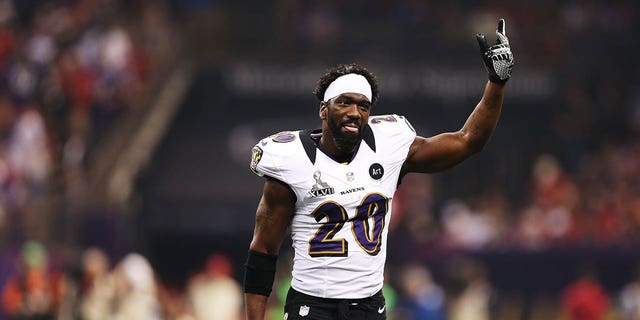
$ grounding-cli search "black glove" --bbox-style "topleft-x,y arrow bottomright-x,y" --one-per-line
477,18 -> 514,83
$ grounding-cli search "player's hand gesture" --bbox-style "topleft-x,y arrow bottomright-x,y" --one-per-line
476,18 -> 514,83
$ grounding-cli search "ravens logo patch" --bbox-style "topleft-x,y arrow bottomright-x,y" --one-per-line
250,146 -> 263,173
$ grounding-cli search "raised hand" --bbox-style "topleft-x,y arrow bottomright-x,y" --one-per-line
476,19 -> 514,83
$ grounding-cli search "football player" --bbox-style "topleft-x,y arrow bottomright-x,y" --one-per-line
245,19 -> 514,320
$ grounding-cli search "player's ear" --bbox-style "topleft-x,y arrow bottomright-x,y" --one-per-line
319,102 -> 327,120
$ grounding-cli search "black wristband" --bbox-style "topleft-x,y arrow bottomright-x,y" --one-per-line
243,250 -> 277,296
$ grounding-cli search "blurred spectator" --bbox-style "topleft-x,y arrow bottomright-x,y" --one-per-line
561,265 -> 611,320
186,253 -> 242,320
516,205 -> 546,249
397,264 -> 446,320
392,174 -> 436,240
79,247 -> 114,320
448,261 -> 499,320
516,154 -> 580,248
619,266 -> 640,320
158,283 -> 194,320
111,253 -> 162,320
1,241 -> 64,319
529,154 -> 579,214
441,199 -> 497,250
9,108 -> 50,192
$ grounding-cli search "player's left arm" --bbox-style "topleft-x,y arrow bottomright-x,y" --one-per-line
403,19 -> 513,174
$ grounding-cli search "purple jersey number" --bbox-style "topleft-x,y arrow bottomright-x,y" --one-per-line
308,201 -> 349,257
308,193 -> 389,257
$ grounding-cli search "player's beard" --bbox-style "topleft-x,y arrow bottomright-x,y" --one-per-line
328,117 -> 363,153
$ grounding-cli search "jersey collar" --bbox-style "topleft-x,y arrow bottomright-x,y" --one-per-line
300,125 -> 376,164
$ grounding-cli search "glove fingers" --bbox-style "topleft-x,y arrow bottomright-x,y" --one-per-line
476,33 -> 489,53
496,18 -> 508,44
497,18 -> 506,36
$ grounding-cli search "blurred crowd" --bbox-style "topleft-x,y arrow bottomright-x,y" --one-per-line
4,242 -> 640,320
0,242 -> 244,320
0,0 -> 178,315
0,241 -> 635,320
0,0 -> 175,245
391,142 -> 640,251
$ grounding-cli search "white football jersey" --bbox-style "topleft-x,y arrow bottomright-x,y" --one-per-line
250,114 -> 416,299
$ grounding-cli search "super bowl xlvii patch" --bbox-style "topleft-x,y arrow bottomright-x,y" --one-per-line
299,305 -> 310,317
308,171 -> 334,197
250,146 -> 263,173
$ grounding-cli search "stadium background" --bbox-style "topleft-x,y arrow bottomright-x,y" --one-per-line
0,0 -> 639,319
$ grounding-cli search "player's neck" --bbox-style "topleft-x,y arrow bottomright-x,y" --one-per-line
318,135 -> 357,164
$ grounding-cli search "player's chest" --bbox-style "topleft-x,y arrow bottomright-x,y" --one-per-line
297,156 -> 391,215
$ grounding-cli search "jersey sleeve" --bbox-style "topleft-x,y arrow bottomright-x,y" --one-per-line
249,131 -> 299,182
368,114 -> 417,159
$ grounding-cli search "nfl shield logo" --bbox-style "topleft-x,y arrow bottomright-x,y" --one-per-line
299,305 -> 310,317
346,172 -> 354,182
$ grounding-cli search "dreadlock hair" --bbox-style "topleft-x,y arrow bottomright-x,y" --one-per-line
313,63 -> 379,105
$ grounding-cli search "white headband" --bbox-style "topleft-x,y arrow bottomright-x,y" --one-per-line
323,73 -> 372,102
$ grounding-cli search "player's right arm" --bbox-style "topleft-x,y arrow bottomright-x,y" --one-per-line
245,177 -> 295,320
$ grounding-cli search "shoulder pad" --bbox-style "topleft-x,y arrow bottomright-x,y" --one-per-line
369,114 -> 415,132
270,131 -> 297,143
250,130 -> 301,178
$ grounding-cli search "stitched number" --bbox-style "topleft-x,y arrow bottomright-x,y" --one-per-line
308,201 -> 348,257
308,194 -> 389,257
351,194 -> 387,255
